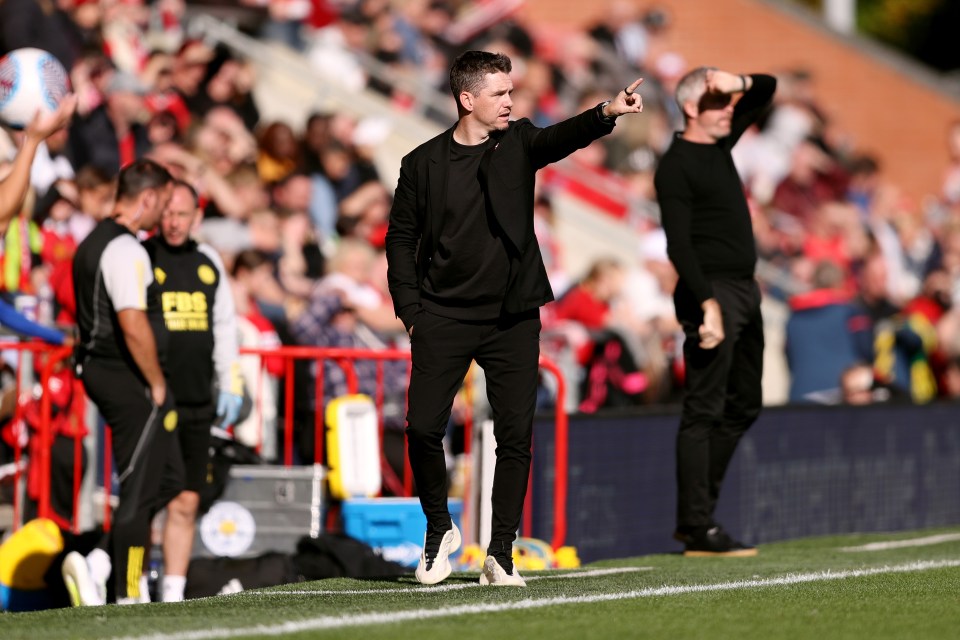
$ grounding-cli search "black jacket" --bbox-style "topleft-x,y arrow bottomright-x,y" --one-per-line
68,105 -> 152,175
385,105 -> 616,329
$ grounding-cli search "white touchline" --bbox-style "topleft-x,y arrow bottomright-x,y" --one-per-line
243,567 -> 651,597
113,559 -> 960,640
839,533 -> 960,552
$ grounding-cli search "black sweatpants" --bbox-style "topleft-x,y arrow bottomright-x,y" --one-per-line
674,278 -> 763,530
82,359 -> 184,600
406,309 -> 540,546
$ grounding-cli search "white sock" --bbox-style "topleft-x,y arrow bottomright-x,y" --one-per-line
116,596 -> 139,605
162,575 -> 187,603
139,575 -> 151,603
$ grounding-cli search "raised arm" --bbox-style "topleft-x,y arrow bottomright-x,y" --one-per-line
0,95 -> 78,233
702,71 -> 776,147
526,79 -> 645,170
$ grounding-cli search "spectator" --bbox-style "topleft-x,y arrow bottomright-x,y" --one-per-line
191,46 -> 261,131
552,259 -> 625,334
854,249 -> 929,400
839,362 -> 905,405
143,50 -> 191,135
785,260 -> 865,402
257,121 -> 300,183
289,239 -> 407,461
231,250 -> 285,461
941,120 -> 960,206
771,139 -> 848,225
68,71 -> 152,174
172,39 -> 214,119
0,0 -> 83,70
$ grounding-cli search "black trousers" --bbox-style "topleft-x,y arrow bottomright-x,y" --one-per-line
82,359 -> 184,600
406,308 -> 540,546
674,278 -> 763,530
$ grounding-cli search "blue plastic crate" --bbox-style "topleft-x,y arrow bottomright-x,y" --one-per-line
341,497 -> 463,567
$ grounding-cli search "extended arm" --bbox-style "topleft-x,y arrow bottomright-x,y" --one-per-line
0,298 -> 66,344
524,78 -> 643,170
0,96 -> 78,233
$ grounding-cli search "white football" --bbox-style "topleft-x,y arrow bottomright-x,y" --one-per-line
0,48 -> 69,130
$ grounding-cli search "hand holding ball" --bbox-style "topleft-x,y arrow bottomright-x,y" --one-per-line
0,48 -> 75,135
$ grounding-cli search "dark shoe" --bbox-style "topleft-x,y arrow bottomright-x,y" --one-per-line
683,526 -> 757,557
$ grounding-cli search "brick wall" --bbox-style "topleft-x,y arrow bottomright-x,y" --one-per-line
519,0 -> 960,203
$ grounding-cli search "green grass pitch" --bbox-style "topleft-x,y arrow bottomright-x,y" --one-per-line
3,527 -> 960,640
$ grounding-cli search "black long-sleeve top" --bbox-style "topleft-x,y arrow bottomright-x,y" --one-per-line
655,74 -> 777,304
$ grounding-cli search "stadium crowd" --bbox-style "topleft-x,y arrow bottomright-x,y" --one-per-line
0,0 -> 959,501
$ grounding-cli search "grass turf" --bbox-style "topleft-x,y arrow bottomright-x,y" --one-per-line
2,527 -> 960,639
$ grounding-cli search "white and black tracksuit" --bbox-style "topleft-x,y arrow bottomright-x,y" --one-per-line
74,218 -> 184,602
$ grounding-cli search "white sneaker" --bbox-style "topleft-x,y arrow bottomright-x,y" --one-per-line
62,551 -> 106,606
479,555 -> 526,586
86,548 -> 111,604
415,522 -> 461,585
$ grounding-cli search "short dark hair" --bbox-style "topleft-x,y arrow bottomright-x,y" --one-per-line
173,179 -> 200,208
449,50 -> 512,99
75,165 -> 113,191
116,159 -> 174,202
231,249 -> 270,278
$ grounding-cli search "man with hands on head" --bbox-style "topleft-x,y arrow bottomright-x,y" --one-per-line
386,49 -> 644,587
0,95 -> 78,233
655,68 -> 776,557
143,179 -> 243,602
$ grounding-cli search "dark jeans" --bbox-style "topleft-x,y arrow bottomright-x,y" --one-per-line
674,278 -> 763,529
406,309 -> 540,545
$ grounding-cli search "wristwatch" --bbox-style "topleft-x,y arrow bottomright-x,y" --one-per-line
597,101 -> 617,124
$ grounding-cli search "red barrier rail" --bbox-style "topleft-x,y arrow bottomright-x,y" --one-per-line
1,341 -> 81,532
13,344 -> 571,550
238,345 -> 571,549
536,356 -> 569,550
237,345 -> 413,479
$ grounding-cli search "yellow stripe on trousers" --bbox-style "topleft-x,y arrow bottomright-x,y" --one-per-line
127,546 -> 145,599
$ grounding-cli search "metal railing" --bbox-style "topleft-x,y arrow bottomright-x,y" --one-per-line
15,343 -> 575,549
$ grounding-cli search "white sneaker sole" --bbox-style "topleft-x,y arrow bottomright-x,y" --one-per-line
62,551 -> 105,607
415,523 -> 462,585
479,555 -> 526,586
